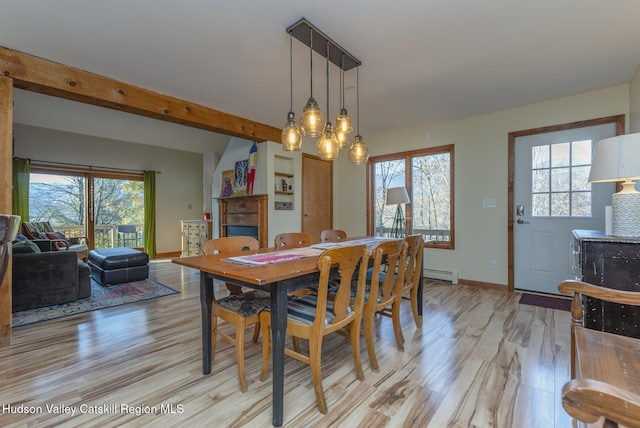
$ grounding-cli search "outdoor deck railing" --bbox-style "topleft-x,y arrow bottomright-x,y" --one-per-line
54,224 -> 144,249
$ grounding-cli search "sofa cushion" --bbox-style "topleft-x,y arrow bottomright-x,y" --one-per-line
12,240 -> 41,254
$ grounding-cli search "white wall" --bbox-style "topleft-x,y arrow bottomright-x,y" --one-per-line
212,139 -> 302,244
334,84 -> 630,286
630,64 -> 640,133
13,123 -> 227,255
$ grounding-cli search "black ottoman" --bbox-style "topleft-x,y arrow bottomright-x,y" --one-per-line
88,247 -> 149,286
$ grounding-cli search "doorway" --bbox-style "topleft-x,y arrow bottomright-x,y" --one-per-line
301,154 -> 333,242
508,115 -> 625,293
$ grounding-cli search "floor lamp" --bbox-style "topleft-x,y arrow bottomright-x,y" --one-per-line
386,187 -> 410,238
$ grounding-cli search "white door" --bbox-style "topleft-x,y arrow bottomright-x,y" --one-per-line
514,124 -> 616,294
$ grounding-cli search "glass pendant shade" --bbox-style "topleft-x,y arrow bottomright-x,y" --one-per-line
336,129 -> 349,149
282,111 -> 302,151
316,123 -> 340,160
348,134 -> 369,165
336,108 -> 353,135
300,97 -> 324,137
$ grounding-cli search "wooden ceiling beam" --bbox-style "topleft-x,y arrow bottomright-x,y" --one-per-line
0,46 -> 281,143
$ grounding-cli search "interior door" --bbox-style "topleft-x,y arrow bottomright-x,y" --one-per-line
514,124 -> 616,294
301,154 -> 332,242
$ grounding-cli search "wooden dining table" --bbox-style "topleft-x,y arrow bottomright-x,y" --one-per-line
171,237 -> 422,427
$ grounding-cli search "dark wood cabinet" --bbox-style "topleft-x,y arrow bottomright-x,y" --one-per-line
217,194 -> 268,248
573,229 -> 640,338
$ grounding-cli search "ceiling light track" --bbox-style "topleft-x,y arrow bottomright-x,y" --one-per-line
286,18 -> 361,71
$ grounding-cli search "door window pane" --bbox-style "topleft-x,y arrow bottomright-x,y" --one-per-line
530,139 -> 593,218
372,160 -> 405,237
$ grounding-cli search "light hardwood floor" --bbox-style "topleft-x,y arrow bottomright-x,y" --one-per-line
0,259 -> 574,427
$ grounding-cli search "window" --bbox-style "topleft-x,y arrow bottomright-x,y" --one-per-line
531,139 -> 592,217
368,145 -> 454,249
29,164 -> 145,249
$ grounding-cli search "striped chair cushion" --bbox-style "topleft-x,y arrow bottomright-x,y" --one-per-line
285,294 -> 352,326
218,290 -> 270,317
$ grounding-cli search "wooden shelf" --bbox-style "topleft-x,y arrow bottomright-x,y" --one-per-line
275,190 -> 294,195
275,171 -> 294,178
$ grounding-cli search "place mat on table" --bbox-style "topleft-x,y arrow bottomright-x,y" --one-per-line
224,247 -> 323,266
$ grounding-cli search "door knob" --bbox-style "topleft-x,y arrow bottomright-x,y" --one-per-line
516,219 -> 529,224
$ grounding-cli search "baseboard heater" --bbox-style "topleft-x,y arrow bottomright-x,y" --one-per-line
423,268 -> 459,284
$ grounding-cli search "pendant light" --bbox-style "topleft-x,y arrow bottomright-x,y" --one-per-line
316,41 -> 339,160
299,28 -> 324,137
348,66 -> 369,165
282,33 -> 302,151
335,54 -> 352,149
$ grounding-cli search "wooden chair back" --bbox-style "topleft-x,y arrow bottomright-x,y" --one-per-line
203,236 -> 259,255
274,232 -> 311,249
401,234 -> 424,328
368,239 -> 408,309
203,236 -> 259,295
320,229 -> 347,242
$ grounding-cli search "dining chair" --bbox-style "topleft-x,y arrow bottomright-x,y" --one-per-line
362,239 -> 408,372
259,244 -> 370,414
274,232 -> 312,249
202,236 -> 270,392
400,234 -> 424,328
320,229 -> 347,242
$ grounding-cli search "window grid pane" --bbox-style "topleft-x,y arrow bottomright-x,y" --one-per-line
530,140 -> 592,218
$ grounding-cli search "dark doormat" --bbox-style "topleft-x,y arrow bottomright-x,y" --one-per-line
519,292 -> 571,312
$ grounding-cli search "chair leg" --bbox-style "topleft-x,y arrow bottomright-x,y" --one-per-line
251,322 -> 260,343
235,319 -> 248,392
211,316 -> 218,358
292,336 -> 301,353
309,336 -> 328,414
363,311 -> 379,372
410,286 -> 422,328
392,300 -> 405,352
349,318 -> 364,381
259,312 -> 271,382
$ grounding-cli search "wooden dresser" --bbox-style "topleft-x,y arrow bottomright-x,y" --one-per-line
181,220 -> 212,256
217,194 -> 268,248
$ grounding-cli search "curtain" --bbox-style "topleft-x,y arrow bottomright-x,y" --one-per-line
12,157 -> 30,223
143,170 -> 156,258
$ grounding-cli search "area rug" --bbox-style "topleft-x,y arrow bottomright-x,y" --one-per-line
12,279 -> 179,327
519,292 -> 571,311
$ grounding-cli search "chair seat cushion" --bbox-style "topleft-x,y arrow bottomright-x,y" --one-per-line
217,290 -> 270,317
285,294 -> 352,326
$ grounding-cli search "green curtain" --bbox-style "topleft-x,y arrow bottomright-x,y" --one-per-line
12,157 -> 30,222
143,170 -> 156,258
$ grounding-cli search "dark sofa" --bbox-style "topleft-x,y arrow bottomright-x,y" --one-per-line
12,238 -> 91,312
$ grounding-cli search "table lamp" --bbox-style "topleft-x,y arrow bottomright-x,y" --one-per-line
589,133 -> 640,237
386,187 -> 411,238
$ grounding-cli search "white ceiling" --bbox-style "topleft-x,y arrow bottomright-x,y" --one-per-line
3,0 -> 640,153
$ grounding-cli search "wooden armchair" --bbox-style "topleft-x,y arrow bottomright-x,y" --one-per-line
558,279 -> 640,427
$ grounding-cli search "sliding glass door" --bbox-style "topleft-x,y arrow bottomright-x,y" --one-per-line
29,165 -> 144,249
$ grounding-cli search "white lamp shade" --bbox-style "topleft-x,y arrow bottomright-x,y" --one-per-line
589,133 -> 640,182
386,187 -> 410,205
